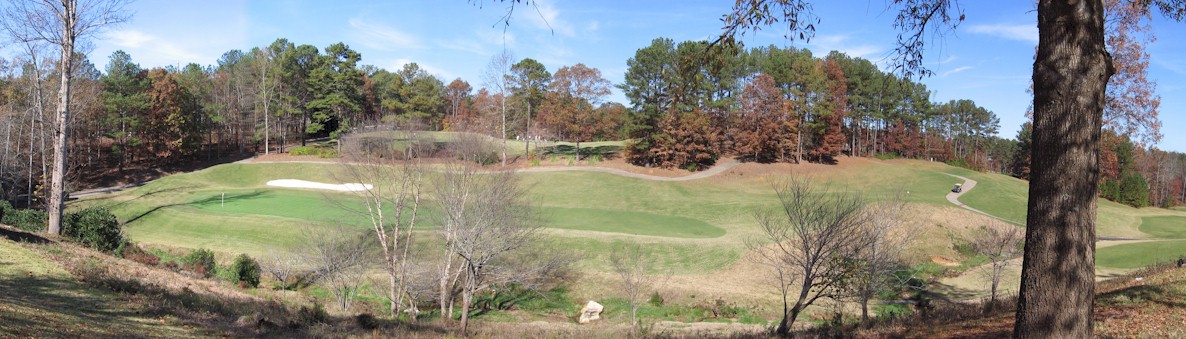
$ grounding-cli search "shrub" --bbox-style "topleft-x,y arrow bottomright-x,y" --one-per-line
120,243 -> 161,266
648,292 -> 665,306
0,200 -> 9,222
63,207 -> 123,253
229,253 -> 261,288
3,207 -> 47,232
289,145 -> 339,158
1118,173 -> 1149,207
184,248 -> 217,278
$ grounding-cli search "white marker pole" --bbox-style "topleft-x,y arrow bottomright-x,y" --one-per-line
222,192 -> 225,207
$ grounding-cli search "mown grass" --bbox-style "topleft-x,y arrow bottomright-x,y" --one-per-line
542,207 -> 724,238
1137,216 -> 1186,239
1096,240 -> 1186,269
72,155 -> 1186,290
548,237 -> 739,274
954,171 -> 1029,225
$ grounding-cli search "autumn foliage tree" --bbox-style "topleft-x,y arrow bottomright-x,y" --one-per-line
730,73 -> 793,162
144,68 -> 203,159
538,63 -> 611,159
1103,0 -> 1162,145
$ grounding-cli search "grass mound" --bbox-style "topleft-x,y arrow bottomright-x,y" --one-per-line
543,207 -> 725,238
1097,240 -> 1186,269
1137,216 -> 1186,239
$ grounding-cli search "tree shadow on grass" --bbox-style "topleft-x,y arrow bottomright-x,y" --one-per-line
1098,284 -> 1186,309
0,270 -> 194,337
0,226 -> 51,244
121,190 -> 269,226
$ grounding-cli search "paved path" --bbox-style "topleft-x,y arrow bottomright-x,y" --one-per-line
942,173 -> 1023,225
69,182 -> 150,199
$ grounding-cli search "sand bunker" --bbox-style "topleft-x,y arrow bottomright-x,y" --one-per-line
266,179 -> 373,192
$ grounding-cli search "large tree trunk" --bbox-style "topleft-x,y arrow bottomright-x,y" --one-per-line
1014,0 -> 1112,337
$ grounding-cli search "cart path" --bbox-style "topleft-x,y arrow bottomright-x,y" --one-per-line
942,173 -> 1023,225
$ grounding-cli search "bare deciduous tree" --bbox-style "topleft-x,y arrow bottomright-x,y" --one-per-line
262,247 -> 305,290
338,130 -> 425,319
434,164 -> 539,334
481,50 -> 514,166
1,0 -> 130,234
300,225 -> 371,312
609,243 -> 669,337
750,177 -> 871,335
849,192 -> 913,326
973,222 -> 1023,310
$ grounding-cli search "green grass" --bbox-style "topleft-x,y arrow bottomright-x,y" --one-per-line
74,155 -> 1186,291
549,238 -> 738,274
1096,240 -> 1186,268
1137,216 -> 1186,239
543,207 -> 725,238
947,170 -> 1029,225
0,238 -> 198,337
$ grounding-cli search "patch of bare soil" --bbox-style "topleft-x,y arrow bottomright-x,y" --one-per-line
931,256 -> 962,267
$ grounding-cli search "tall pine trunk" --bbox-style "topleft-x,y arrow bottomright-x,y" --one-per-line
1014,0 -> 1111,336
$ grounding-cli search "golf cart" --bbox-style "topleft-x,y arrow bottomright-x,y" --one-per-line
951,183 -> 962,193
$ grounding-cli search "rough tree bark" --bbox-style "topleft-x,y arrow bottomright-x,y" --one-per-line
1014,0 -> 1112,337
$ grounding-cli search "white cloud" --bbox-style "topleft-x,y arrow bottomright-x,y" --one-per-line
438,38 -> 489,55
586,20 -> 600,32
107,29 -> 154,48
477,29 -> 516,49
98,29 -> 207,67
808,34 -> 882,59
349,18 -> 423,50
524,0 -> 574,37
941,66 -> 974,77
969,24 -> 1038,43
535,44 -> 574,67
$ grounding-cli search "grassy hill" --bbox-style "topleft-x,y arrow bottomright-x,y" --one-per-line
63,153 -> 1186,326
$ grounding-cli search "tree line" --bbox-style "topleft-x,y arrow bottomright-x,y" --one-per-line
619,38 -> 1006,170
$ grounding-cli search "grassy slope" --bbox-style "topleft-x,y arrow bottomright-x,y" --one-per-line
0,235 -> 198,337
1138,215 -> 1186,238
72,155 -> 1186,295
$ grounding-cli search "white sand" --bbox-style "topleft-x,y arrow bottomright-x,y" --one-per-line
266,179 -> 373,192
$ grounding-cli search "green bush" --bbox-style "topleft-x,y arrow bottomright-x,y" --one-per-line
3,206 -> 47,232
184,248 -> 217,278
648,291 -> 665,306
290,145 -> 339,158
1101,179 -> 1122,201
229,253 -> 261,288
0,200 -> 10,223
1118,173 -> 1149,207
63,207 -> 124,253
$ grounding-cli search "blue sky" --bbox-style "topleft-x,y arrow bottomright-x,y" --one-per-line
85,0 -> 1186,152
